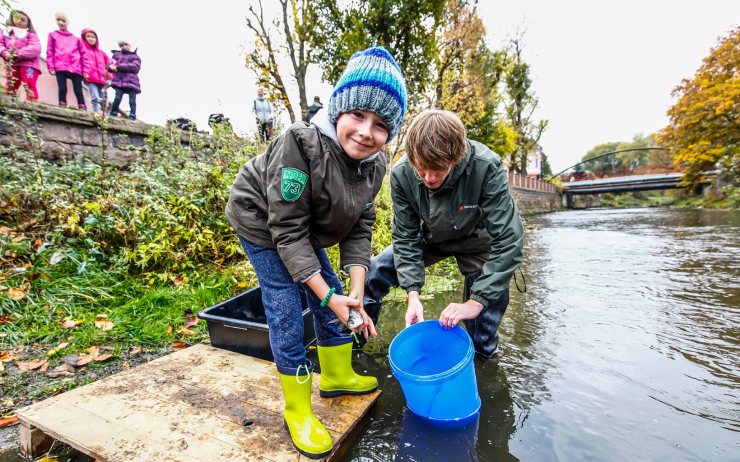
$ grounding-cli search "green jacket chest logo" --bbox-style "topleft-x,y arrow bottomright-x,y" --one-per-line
281,168 -> 309,202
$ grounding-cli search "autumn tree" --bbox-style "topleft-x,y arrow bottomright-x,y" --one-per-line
307,0 -> 446,106
658,27 -> 740,189
579,134 -> 670,178
505,34 -> 548,175
245,0 -> 314,123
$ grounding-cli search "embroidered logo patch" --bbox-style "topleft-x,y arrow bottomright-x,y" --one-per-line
364,202 -> 374,211
281,168 -> 308,202
458,204 -> 478,211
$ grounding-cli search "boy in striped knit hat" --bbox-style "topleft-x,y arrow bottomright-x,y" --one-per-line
226,46 -> 406,459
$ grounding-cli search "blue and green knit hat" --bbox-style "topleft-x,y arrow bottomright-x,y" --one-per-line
328,46 -> 407,141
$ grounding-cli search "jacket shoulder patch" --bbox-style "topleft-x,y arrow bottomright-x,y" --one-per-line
281,167 -> 309,202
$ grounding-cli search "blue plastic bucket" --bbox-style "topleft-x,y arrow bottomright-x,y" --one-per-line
389,321 -> 480,427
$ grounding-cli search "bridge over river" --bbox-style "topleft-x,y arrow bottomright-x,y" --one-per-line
552,148 -> 717,208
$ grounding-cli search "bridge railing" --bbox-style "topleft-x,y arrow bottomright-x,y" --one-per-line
507,172 -> 557,193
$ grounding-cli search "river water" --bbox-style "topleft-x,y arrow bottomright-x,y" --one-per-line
340,207 -> 739,461
1,207 -> 737,461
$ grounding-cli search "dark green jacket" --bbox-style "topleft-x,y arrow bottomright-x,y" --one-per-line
226,121 -> 386,282
391,140 -> 524,305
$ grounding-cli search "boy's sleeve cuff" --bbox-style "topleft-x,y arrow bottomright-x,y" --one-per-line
405,285 -> 422,294
342,264 -> 369,272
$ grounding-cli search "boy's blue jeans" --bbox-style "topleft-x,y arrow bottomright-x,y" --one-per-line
363,245 -> 510,358
239,237 -> 351,373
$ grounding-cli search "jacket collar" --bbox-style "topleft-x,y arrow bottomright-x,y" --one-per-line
313,112 -> 380,178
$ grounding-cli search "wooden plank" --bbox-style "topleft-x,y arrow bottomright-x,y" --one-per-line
30,345 -> 377,431
17,344 -> 380,462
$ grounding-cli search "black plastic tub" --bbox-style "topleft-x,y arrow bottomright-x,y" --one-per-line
198,286 -> 316,362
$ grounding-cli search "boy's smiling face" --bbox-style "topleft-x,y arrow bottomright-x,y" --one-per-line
336,110 -> 388,160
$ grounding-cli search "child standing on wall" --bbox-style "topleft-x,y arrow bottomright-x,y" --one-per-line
226,47 -> 407,458
0,10 -> 41,100
81,28 -> 110,114
46,12 -> 87,109
108,40 -> 141,120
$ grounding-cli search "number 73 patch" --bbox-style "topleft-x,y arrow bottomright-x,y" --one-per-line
281,167 -> 309,202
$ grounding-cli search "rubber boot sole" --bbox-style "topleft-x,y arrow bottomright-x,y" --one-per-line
319,384 -> 378,398
283,419 -> 332,459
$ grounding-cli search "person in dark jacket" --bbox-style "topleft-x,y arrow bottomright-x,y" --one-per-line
303,95 -> 323,123
108,40 -> 140,120
226,46 -> 407,459
363,109 -> 524,358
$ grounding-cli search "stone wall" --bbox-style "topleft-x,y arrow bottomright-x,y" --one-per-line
0,98 -> 564,214
0,97 -> 209,166
510,188 -> 561,214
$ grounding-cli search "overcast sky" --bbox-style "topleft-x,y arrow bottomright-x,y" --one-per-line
13,1 -> 739,171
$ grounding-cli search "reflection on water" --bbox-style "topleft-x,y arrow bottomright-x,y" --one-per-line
340,208 -> 739,462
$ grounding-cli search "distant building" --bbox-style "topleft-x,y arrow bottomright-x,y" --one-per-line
527,145 -> 546,179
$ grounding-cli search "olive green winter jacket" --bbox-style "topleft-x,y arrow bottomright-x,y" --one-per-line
391,140 -> 524,305
226,120 -> 386,283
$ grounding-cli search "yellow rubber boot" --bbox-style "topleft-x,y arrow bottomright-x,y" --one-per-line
317,338 -> 378,398
278,366 -> 333,459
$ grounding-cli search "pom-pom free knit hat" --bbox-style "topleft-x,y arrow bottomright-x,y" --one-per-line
328,46 -> 407,141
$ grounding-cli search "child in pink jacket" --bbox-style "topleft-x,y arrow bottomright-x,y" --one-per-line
0,10 -> 42,100
81,28 -> 110,114
46,12 -> 88,109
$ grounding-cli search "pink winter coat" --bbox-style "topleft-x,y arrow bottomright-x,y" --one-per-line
0,30 -> 41,71
46,29 -> 88,75
80,28 -> 109,85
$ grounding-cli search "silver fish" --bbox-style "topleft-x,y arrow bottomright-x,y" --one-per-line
347,308 -> 363,332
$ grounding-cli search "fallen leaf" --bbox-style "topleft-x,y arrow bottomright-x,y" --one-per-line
16,359 -> 47,372
75,354 -> 95,366
184,315 -> 199,327
0,226 -> 13,236
36,457 -> 58,462
0,285 -> 7,291
7,288 -> 25,300
0,416 -> 18,428
95,353 -> 112,362
49,252 -> 65,265
128,346 -> 142,356
0,347 -> 24,362
25,272 -> 40,281
87,346 -> 100,358
46,342 -> 70,357
166,324 -> 173,335
121,361 -> 130,370
31,239 -> 44,251
177,327 -> 196,336
60,319 -> 82,329
11,234 -> 26,243
2,399 -> 13,407
0,362 -> 4,373
0,315 -> 16,324
46,363 -> 75,378
171,340 -> 187,350
171,275 -> 184,287
94,317 -> 114,331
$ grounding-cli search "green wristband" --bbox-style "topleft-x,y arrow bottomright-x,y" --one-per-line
320,287 -> 336,307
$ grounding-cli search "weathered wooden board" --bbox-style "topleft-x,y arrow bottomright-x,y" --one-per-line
17,344 -> 380,461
